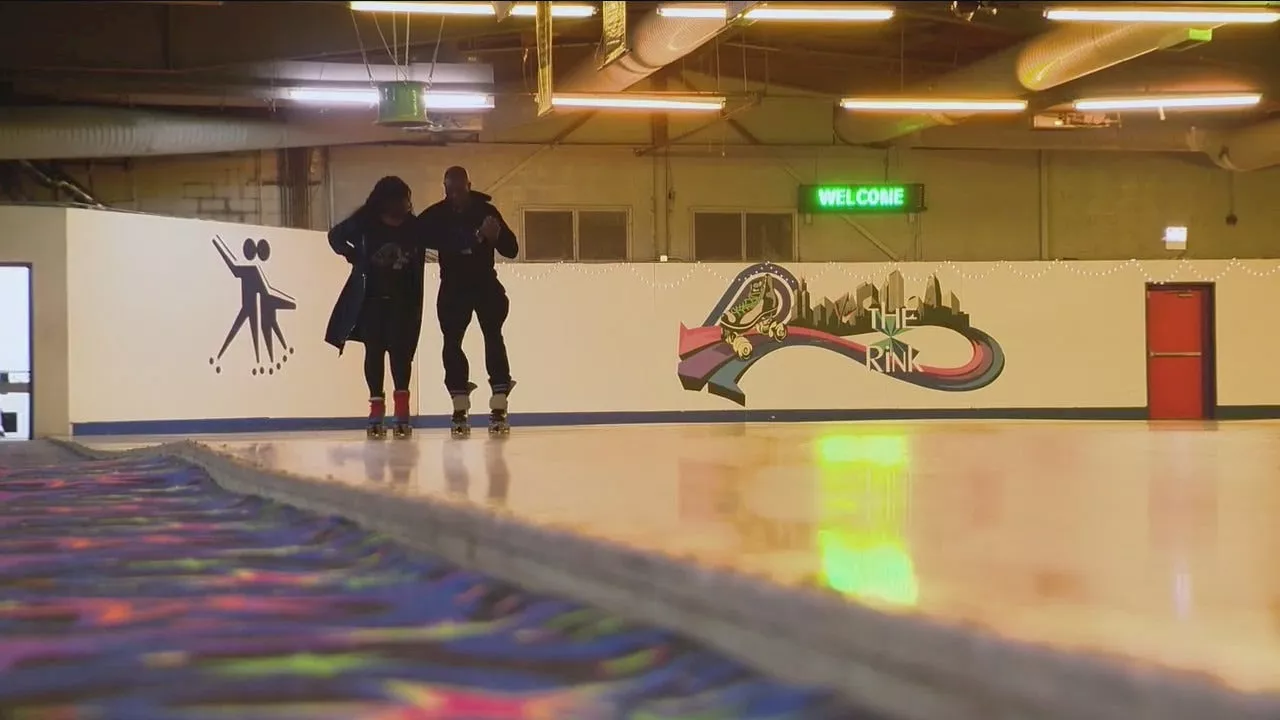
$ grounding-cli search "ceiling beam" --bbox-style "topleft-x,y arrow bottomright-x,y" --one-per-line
0,1 -> 585,72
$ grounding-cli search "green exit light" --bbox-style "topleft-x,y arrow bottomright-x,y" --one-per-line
798,183 -> 926,214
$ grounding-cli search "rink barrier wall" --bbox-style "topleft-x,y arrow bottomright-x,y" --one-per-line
69,406 -> 1152,436
5,206 -> 1280,435
71,405 -> 1280,436
51,438 -> 1280,720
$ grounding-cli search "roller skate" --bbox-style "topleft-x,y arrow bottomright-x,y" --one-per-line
392,389 -> 413,439
488,380 -> 514,436
450,383 -> 477,439
366,396 -> 387,440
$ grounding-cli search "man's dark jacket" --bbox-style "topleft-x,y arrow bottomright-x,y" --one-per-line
418,190 -> 519,292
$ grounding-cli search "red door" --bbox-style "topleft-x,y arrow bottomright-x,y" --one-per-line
1146,286 -> 1210,420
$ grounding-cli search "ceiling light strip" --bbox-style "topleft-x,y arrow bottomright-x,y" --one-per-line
348,2 -> 597,18
1072,94 -> 1263,111
285,87 -> 495,110
551,93 -> 727,111
840,98 -> 1028,112
656,4 -> 893,21
1044,6 -> 1280,24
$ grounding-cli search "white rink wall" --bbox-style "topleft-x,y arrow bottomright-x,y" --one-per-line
4,206 -> 1280,435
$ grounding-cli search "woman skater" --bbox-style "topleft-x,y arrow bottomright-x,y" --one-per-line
324,176 -> 425,439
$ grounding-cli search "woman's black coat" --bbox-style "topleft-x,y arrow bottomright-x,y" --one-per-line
323,215 -> 426,354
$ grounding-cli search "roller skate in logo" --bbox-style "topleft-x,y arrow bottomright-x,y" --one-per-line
677,262 -> 1006,406
717,275 -> 791,359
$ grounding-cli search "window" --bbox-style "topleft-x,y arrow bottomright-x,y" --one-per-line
522,208 -> 629,262
693,211 -> 795,262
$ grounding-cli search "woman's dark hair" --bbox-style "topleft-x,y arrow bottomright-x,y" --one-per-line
346,175 -> 411,225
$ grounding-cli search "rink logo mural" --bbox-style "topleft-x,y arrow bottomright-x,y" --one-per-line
208,236 -> 297,377
677,263 -> 1005,405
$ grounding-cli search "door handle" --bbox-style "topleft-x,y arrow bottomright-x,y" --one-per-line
1148,351 -> 1201,358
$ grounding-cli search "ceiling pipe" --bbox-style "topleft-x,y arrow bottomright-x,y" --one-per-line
1192,118 -> 1280,171
478,8 -> 727,137
836,23 -> 1224,145
0,106 -> 418,160
16,160 -> 103,206
556,10 -> 727,93
236,61 -> 493,85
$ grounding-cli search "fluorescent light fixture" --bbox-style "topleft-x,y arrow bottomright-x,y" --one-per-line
287,88 -> 379,104
551,93 -> 727,111
656,3 -> 893,21
285,87 -> 494,110
655,4 -> 731,18
1044,5 -> 1280,23
349,1 -> 596,18
840,98 -> 1028,112
1072,93 -> 1262,111
424,92 -> 496,110
507,2 -> 594,17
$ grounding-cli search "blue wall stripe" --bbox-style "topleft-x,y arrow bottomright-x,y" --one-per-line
68,406 -> 1280,436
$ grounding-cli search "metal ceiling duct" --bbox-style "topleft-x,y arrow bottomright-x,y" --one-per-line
837,23 -> 1224,145
557,10 -> 727,93
0,61 -> 496,160
238,61 -> 494,86
0,106 -> 416,160
1195,118 -> 1280,171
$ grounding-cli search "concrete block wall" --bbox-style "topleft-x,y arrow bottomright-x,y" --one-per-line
66,152 -> 282,225
177,175 -> 278,227
326,143 -> 1280,262
8,142 -> 1280,261
13,150 -> 328,231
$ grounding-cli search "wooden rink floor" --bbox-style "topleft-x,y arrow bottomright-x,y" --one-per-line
84,419 -> 1280,701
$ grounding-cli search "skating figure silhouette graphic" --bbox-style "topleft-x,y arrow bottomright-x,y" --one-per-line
209,236 -> 297,377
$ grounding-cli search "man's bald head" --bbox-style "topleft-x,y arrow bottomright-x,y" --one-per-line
444,165 -> 471,207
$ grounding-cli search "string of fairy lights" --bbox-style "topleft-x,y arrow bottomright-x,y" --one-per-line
490,257 -> 1280,288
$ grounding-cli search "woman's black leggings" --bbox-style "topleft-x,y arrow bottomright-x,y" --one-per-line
360,297 -> 416,397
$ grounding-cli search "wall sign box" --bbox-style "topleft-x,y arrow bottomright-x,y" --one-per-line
798,183 -> 927,214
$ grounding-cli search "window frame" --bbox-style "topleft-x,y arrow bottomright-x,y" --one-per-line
519,205 -> 633,263
689,207 -> 798,263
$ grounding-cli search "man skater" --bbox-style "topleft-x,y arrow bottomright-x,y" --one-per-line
419,166 -> 519,436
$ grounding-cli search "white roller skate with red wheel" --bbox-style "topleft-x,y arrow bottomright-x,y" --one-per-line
488,380 -> 514,436
450,383 -> 477,439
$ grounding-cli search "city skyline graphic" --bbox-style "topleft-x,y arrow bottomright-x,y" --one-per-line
677,263 -> 1005,405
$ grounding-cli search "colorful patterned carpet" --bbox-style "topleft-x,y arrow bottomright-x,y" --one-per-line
0,443 -> 874,720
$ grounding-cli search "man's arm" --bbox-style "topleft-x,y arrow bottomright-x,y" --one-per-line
212,235 -> 238,269
488,207 -> 519,259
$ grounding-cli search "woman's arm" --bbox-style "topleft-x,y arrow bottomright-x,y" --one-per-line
327,216 -> 362,262
413,208 -> 441,253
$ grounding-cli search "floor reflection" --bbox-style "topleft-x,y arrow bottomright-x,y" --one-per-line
814,434 -> 918,608
443,438 -> 510,506
81,419 -> 1280,693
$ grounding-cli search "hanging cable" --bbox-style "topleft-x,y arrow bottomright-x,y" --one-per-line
373,18 -> 399,79
348,9 -> 378,86
403,12 -> 412,69
426,16 -> 446,88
